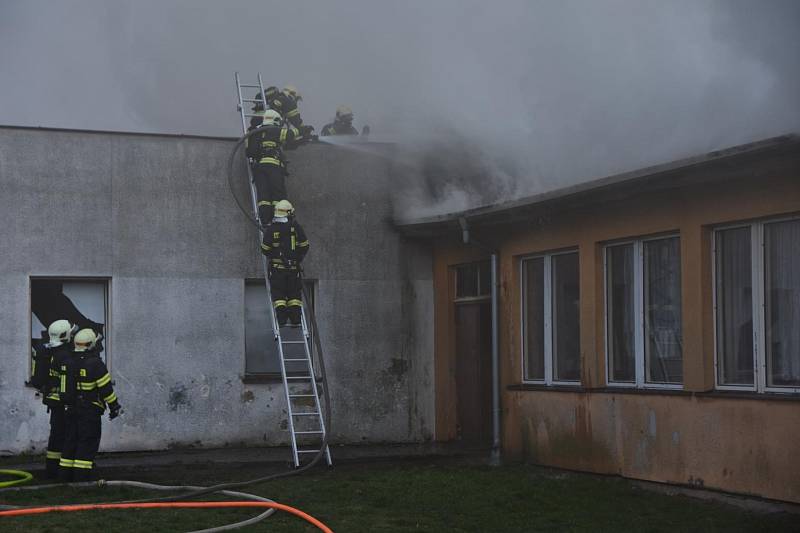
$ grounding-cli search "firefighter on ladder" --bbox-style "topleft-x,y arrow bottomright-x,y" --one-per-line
246,109 -> 301,224
59,328 -> 122,482
30,319 -> 77,479
250,85 -> 314,141
261,200 -> 310,326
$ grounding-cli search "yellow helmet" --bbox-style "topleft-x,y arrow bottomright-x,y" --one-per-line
47,319 -> 75,347
260,109 -> 282,127
336,105 -> 353,120
73,328 -> 98,353
273,199 -> 294,217
283,85 -> 302,101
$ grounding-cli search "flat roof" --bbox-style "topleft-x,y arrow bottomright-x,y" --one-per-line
395,134 -> 800,237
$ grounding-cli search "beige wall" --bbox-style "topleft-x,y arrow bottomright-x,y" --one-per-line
432,157 -> 800,502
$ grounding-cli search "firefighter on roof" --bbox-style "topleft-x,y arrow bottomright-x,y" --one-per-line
30,319 -> 77,479
246,109 -> 300,224
321,106 -> 359,136
59,328 -> 122,482
250,85 -> 315,142
261,200 -> 310,326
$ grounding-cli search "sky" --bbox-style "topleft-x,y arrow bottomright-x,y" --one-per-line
1,0 -> 798,215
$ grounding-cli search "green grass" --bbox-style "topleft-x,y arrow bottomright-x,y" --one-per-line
0,460 -> 796,532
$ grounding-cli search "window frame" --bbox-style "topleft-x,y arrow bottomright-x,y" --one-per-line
603,234 -> 683,390
520,249 -> 581,386
242,277 -> 317,381
28,276 -> 112,378
453,261 -> 491,303
712,216 -> 800,394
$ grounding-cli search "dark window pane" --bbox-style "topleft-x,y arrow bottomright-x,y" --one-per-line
478,261 -> 491,297
245,282 -> 280,373
644,237 -> 683,384
523,258 -> 545,380
607,244 -> 635,382
552,253 -> 580,382
715,227 -> 754,385
765,220 -> 800,388
456,263 -> 480,298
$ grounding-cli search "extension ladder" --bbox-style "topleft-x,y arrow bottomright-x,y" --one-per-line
234,72 -> 332,467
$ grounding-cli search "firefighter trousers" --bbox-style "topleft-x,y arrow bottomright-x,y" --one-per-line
59,406 -> 102,482
269,267 -> 303,325
45,403 -> 66,479
252,163 -> 287,224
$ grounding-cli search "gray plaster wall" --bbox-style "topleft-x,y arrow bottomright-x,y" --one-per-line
0,126 -> 434,454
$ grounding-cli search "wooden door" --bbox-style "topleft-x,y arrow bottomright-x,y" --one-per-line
454,301 -> 492,447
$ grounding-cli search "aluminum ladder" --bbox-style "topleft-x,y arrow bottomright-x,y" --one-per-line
234,72 -> 332,467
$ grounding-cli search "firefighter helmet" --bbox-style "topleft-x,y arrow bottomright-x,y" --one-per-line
47,319 -> 74,347
284,85 -> 302,101
336,105 -> 353,121
260,109 -> 282,127
273,199 -> 294,217
73,328 -> 98,353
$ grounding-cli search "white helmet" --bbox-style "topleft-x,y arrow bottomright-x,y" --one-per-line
73,328 -> 98,353
47,319 -> 75,347
273,199 -> 294,217
260,109 -> 282,127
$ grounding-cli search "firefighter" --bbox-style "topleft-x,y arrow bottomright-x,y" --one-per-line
321,106 -> 359,136
261,200 -> 310,326
59,328 -> 122,482
246,109 -> 300,225
30,319 -> 76,479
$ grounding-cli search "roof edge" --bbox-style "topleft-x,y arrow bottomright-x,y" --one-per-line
395,133 -> 800,228
0,123 -> 239,142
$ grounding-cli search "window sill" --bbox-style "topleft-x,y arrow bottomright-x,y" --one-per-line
694,390 -> 800,402
507,384 -> 585,393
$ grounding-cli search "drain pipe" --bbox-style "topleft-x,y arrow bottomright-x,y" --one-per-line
459,217 -> 501,466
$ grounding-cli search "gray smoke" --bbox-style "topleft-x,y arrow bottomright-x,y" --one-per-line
1,0 -> 798,217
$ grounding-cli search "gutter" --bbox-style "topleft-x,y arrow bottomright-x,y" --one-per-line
459,217 -> 501,466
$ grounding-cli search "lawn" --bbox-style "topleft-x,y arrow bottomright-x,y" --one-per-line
0,459 -> 796,532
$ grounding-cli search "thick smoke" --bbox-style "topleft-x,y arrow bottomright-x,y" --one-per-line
1,0 -> 798,218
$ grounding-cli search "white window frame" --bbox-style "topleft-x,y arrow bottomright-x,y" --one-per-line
713,216 -> 800,394
520,249 -> 581,386
603,235 -> 683,390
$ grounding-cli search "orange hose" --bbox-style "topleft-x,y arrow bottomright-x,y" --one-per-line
0,501 -> 333,532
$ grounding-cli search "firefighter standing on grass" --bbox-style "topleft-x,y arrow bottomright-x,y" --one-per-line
30,319 -> 77,479
59,328 -> 122,482
261,200 -> 310,326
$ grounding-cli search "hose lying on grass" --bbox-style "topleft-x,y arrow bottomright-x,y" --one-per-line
0,500 -> 332,533
0,470 -> 32,489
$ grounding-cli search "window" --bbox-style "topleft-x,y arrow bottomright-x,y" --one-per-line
455,261 -> 491,300
244,279 -> 315,377
30,279 -> 109,371
521,251 -> 580,384
605,236 -> 683,388
714,218 -> 800,393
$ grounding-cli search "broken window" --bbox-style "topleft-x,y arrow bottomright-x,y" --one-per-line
455,261 -> 491,300
30,278 -> 109,373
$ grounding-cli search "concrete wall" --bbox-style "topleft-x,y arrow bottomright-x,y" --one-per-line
0,126 -> 434,454
430,148 -> 800,502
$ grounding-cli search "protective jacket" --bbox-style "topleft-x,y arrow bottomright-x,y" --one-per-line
31,343 -> 72,405
260,218 -> 310,271
264,87 -> 304,129
246,125 -> 299,169
320,120 -> 359,136
60,350 -> 120,413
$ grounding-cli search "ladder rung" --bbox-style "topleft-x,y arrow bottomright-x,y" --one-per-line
294,431 -> 324,435
297,449 -> 321,454
243,113 -> 262,117
284,358 -> 308,363
286,376 -> 313,380
292,412 -> 320,416
241,98 -> 262,102
282,341 -> 306,345
239,84 -> 260,88
289,394 -> 315,398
